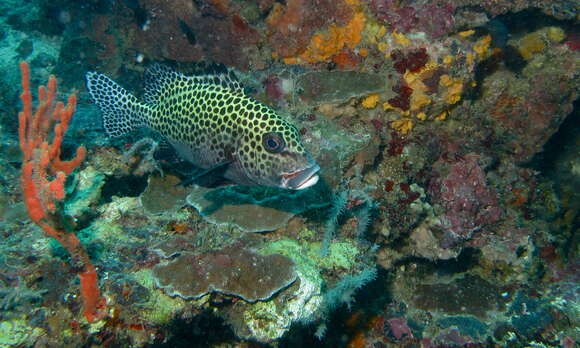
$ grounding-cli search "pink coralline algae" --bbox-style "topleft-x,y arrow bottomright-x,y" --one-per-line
428,153 -> 502,247
370,0 -> 455,38
152,245 -> 297,302
565,31 -> 580,51
386,317 -> 414,340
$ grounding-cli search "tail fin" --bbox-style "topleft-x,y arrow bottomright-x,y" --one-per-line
86,72 -> 149,137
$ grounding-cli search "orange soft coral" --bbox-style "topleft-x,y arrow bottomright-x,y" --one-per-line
279,0 -> 365,66
298,11 -> 366,64
19,61 -> 105,323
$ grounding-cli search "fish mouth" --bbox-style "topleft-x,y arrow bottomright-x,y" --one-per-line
281,164 -> 320,190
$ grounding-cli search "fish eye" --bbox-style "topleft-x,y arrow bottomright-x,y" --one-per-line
262,132 -> 285,153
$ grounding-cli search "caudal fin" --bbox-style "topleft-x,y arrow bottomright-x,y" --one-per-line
86,72 -> 149,137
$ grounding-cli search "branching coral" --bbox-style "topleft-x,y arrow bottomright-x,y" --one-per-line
314,266 -> 378,339
18,62 -> 105,322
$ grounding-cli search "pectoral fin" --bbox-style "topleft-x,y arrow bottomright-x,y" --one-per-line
177,160 -> 234,187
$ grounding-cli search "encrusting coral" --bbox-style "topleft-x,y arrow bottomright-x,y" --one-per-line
152,244 -> 297,302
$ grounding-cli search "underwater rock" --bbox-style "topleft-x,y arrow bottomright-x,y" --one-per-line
479,40 -> 578,162
297,71 -> 388,104
409,222 -> 460,260
436,316 -> 489,341
140,174 -> 189,215
186,184 -> 328,233
150,235 -> 198,258
409,274 -> 510,318
265,0 -> 353,59
386,317 -> 414,340
370,0 -> 456,38
0,192 -> 28,223
109,277 -> 150,306
428,153 -> 502,247
0,192 -> 9,220
456,0 -> 577,19
152,245 -> 297,302
134,0 -> 261,69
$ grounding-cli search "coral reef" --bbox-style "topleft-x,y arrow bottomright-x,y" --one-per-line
140,174 -> 189,215
0,0 -> 578,346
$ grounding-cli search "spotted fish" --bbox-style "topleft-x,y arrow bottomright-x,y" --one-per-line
85,64 -> 320,190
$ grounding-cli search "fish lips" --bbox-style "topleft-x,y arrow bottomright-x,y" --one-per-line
281,164 -> 320,190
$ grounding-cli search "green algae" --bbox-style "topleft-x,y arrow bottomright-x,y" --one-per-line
260,238 -> 361,274
259,239 -> 322,288
131,269 -> 192,324
0,317 -> 44,348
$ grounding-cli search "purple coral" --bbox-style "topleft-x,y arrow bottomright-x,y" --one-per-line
428,153 -> 502,247
386,317 -> 414,340
370,0 -> 455,38
415,2 -> 455,38
371,0 -> 418,33
152,245 -> 297,302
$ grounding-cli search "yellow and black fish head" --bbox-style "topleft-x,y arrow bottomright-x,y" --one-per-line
233,118 -> 320,190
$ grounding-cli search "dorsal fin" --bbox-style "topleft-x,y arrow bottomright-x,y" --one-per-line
144,64 -> 185,105
189,62 -> 245,95
144,63 -> 245,105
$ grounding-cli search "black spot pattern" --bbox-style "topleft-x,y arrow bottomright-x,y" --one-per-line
87,64 -> 311,186
86,72 -> 150,137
